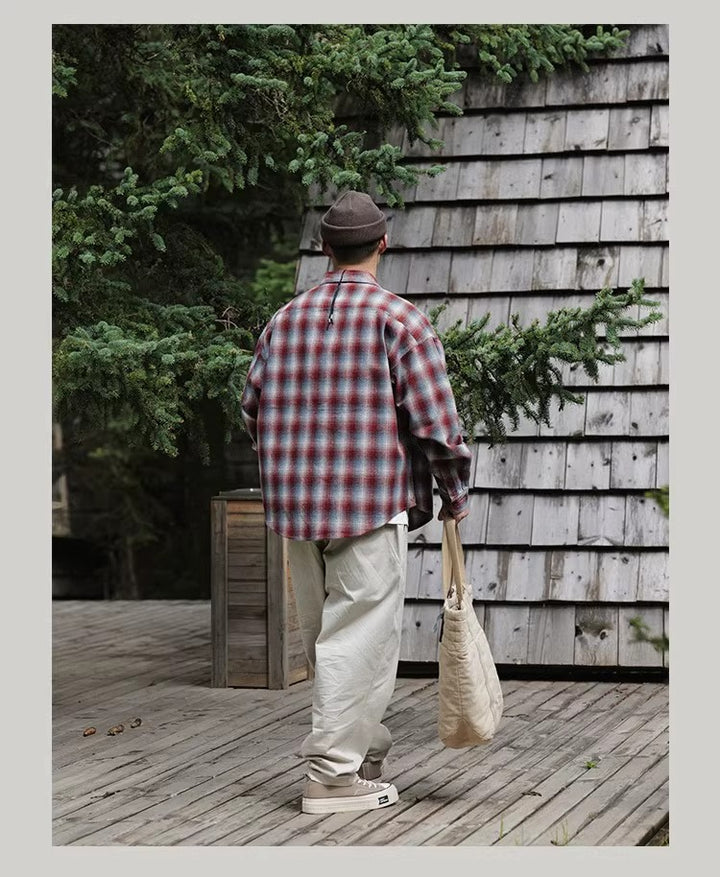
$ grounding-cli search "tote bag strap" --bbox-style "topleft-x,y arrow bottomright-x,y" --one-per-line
442,519 -> 468,609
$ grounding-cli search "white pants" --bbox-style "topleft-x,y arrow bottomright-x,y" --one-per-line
287,522 -> 408,786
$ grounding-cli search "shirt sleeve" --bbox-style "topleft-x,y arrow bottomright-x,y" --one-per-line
392,331 -> 472,516
240,323 -> 272,450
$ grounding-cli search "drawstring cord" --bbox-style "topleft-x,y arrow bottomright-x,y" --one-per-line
327,270 -> 346,328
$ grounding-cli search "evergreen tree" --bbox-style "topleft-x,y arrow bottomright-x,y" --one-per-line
53,23 -> 656,597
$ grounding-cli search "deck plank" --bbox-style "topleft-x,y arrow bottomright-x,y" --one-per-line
53,600 -> 668,846
450,698 -> 663,846
523,734 -> 668,846
590,773 -> 669,846
567,753 -> 669,846
374,687 -> 663,847
54,678 -> 441,844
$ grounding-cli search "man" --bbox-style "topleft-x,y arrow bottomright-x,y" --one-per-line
241,190 -> 471,815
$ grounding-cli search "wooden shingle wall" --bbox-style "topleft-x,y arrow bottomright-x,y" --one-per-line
295,25 -> 669,669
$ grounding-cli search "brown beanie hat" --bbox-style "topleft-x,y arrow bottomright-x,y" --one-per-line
320,190 -> 387,247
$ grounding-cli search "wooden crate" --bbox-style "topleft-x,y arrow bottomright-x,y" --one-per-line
210,489 -> 310,688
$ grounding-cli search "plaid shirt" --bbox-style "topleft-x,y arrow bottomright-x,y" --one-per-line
241,269 -> 471,541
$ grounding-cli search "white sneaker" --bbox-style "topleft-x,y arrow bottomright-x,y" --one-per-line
301,775 -> 399,814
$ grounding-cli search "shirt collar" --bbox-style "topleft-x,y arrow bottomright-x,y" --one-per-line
323,268 -> 378,286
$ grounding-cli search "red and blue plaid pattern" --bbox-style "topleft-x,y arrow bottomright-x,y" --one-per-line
241,269 -> 471,541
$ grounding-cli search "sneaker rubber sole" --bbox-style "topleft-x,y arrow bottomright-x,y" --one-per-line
301,783 -> 399,814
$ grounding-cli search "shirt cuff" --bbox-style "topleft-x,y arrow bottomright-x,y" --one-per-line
438,488 -> 469,516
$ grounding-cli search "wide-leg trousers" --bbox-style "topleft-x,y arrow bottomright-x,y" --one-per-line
286,522 -> 408,786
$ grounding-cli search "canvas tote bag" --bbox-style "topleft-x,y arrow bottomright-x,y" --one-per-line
437,519 -> 504,748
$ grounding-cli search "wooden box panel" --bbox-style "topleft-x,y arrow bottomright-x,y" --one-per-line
211,489 -> 311,689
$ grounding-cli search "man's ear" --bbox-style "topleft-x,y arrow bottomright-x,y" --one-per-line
378,234 -> 388,255
322,241 -> 333,258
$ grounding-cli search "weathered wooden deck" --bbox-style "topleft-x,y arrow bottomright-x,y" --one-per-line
52,600 -> 668,846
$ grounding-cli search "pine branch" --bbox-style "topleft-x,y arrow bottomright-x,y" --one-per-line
645,485 -> 670,517
445,24 -> 629,83
53,303 -> 256,457
434,278 -> 662,444
628,616 -> 669,654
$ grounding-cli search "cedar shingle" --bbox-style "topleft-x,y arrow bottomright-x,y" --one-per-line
608,107 -> 651,150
